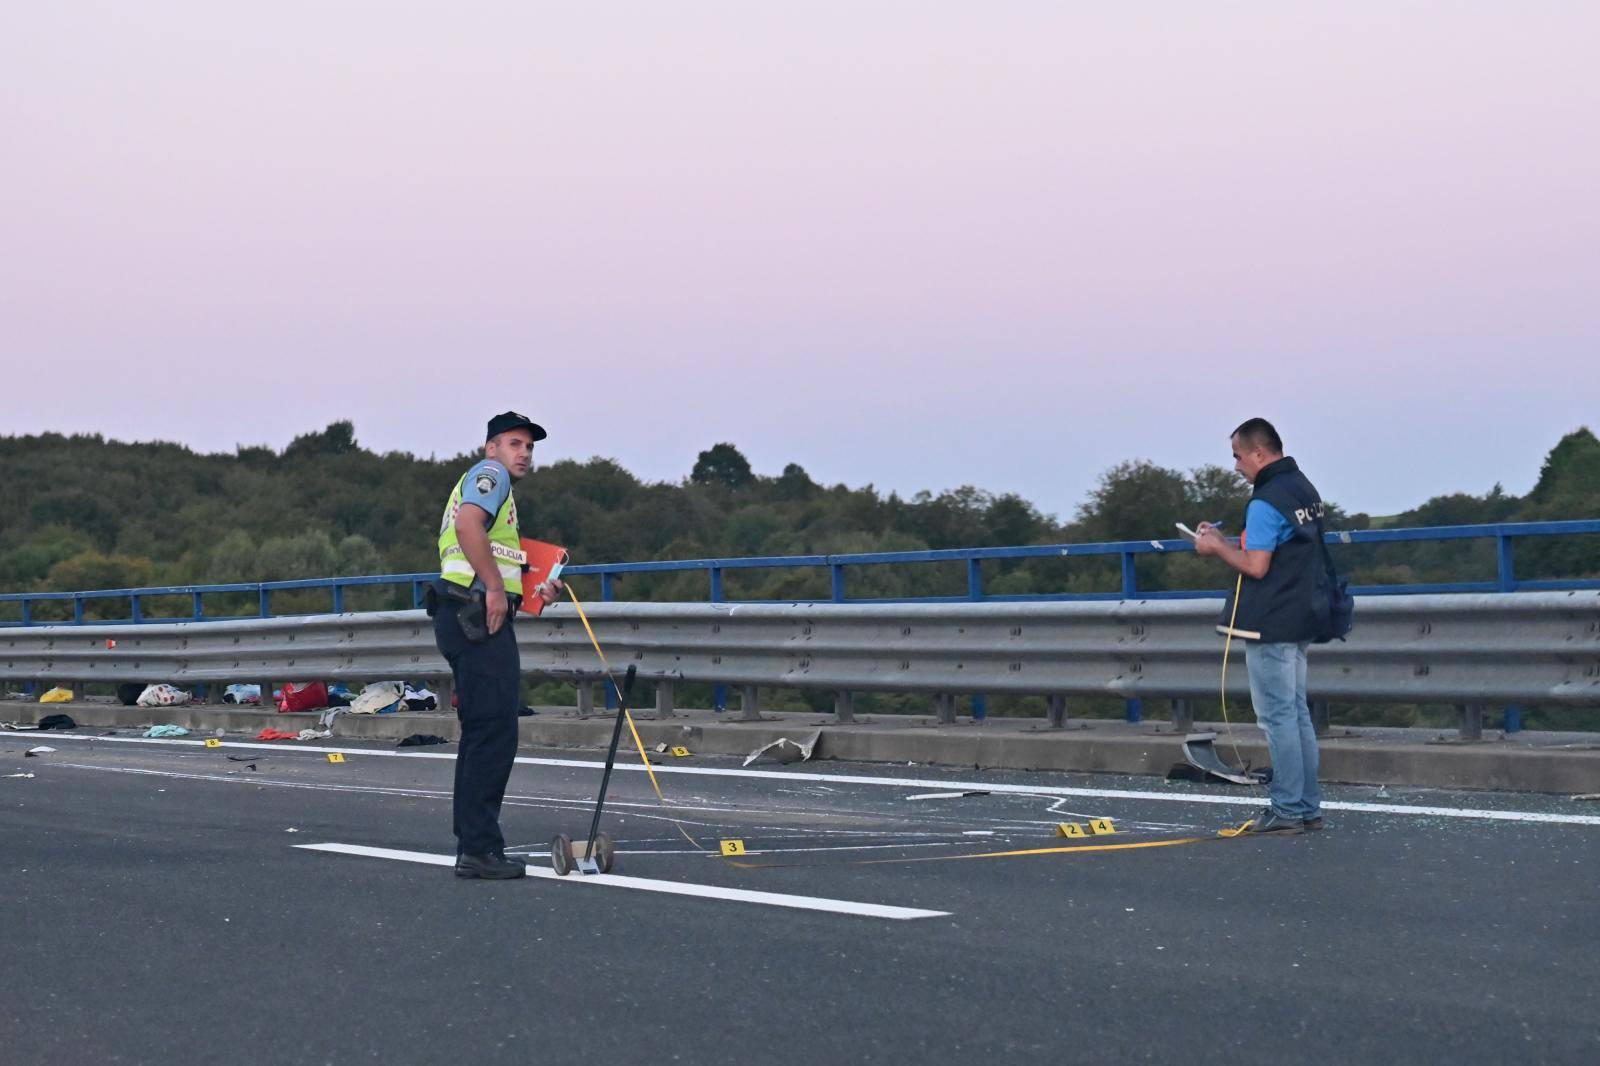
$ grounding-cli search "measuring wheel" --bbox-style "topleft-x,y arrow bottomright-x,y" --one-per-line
592,831 -> 616,874
550,833 -> 575,876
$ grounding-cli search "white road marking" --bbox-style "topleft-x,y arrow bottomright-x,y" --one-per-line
10,729 -> 1600,828
295,842 -> 951,920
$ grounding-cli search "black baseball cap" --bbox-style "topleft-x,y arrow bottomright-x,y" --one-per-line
486,411 -> 547,442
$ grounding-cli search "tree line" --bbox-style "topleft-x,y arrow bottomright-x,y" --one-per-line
2,422 -> 1597,624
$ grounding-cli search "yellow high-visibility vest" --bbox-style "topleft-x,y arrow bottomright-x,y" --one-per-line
437,466 -> 524,596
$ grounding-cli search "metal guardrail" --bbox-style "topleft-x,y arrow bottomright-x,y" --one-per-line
4,592 -> 1596,740
2,520 -> 1598,628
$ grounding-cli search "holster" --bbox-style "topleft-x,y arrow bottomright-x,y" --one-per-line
423,581 -> 518,644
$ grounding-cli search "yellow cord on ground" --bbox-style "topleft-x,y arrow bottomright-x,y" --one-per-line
727,822 -> 1258,870
564,582 -> 709,852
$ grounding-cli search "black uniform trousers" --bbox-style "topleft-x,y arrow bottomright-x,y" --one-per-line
432,595 -> 521,856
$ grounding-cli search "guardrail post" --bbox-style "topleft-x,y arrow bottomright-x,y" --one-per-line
834,690 -> 855,724
577,682 -> 596,716
971,694 -> 987,721
412,581 -> 427,609
1125,698 -> 1142,723
601,572 -> 615,602
207,682 -> 224,705
73,597 -> 85,624
1457,703 -> 1484,742
192,592 -> 204,621
1311,700 -> 1330,737
713,683 -> 727,713
130,595 -> 143,623
259,587 -> 272,618
21,599 -> 32,626
830,565 -> 846,603
1120,553 -> 1138,598
1503,705 -> 1523,734
738,684 -> 761,722
434,676 -> 453,715
709,567 -> 725,603
653,681 -> 675,720
259,679 -> 276,711
966,559 -> 983,599
1046,695 -> 1067,729
1170,698 -> 1194,732
332,584 -> 345,614
934,692 -> 956,726
1495,536 -> 1516,592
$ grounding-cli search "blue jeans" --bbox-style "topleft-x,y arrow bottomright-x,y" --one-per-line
1244,641 -> 1322,820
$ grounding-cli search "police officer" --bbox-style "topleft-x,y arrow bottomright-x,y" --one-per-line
1194,418 -> 1327,835
432,412 -> 561,878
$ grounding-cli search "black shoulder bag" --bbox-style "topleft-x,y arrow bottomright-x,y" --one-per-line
1310,516 -> 1355,643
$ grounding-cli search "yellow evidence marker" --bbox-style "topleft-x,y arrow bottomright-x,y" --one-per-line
1089,819 -> 1116,835
719,839 -> 746,857
204,738 -> 222,748
1056,822 -> 1088,839
326,753 -> 346,764
670,746 -> 691,757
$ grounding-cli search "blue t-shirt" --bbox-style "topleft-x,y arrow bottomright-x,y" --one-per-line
1243,499 -> 1293,552
458,459 -> 512,525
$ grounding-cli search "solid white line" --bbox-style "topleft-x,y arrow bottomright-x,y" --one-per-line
294,842 -> 951,920
10,729 -> 1599,828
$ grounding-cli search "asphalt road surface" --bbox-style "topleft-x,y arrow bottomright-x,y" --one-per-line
3,727 -> 1597,1065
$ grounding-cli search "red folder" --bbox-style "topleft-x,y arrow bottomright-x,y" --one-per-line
519,538 -> 569,616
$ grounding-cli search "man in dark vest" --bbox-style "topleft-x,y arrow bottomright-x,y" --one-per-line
1194,418 -> 1325,834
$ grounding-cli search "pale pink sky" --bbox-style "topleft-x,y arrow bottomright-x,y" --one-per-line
2,3 -> 1596,520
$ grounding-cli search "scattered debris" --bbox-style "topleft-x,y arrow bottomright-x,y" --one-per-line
285,827 -> 299,833
138,684 -> 192,707
296,728 -> 332,741
397,734 -> 449,747
905,790 -> 991,801
403,685 -> 437,711
143,725 -> 191,738
223,684 -> 262,705
25,746 -> 57,757
349,681 -> 406,716
36,714 -> 77,731
743,730 -> 821,767
39,687 -> 75,704
1571,793 -> 1600,802
5,772 -> 35,778
256,728 -> 300,741
1167,733 -> 1267,786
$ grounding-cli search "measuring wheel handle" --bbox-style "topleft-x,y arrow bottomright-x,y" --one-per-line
551,833 -> 575,876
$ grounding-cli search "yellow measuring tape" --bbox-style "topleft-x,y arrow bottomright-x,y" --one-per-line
564,584 -> 711,854
561,580 -> 1255,868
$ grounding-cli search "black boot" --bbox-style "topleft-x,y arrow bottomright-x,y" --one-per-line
455,852 -> 527,879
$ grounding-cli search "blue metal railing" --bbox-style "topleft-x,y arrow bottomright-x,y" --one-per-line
3,519 -> 1596,627
3,518 -> 1594,729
